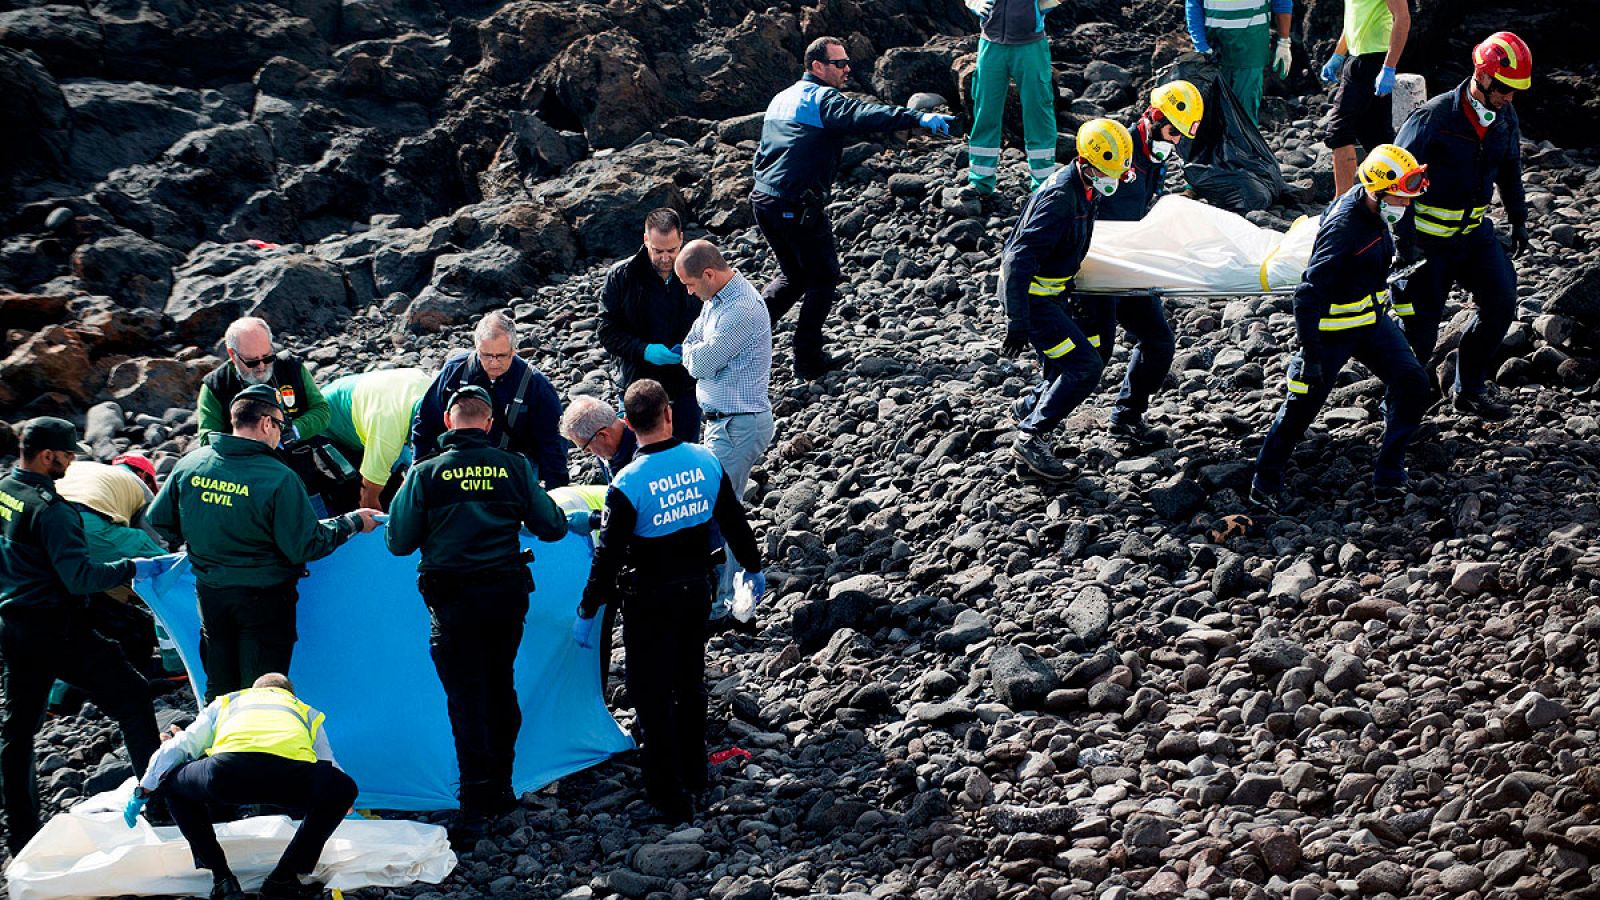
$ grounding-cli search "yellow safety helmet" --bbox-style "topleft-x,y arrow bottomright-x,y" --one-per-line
1149,80 -> 1204,139
1076,118 -> 1134,178
1357,143 -> 1429,198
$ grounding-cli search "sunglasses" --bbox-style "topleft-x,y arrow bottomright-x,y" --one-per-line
1487,80 -> 1517,95
823,58 -> 851,68
237,351 -> 276,368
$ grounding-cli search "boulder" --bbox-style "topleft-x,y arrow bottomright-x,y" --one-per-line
0,291 -> 70,331
792,590 -> 878,654
61,81 -> 242,183
166,248 -> 351,346
0,47 -> 69,181
71,232 -> 183,309
539,29 -> 668,150
0,5 -> 103,76
0,325 -> 96,407
404,243 -> 531,332
989,643 -> 1060,710
475,1 -> 607,85
537,141 -> 696,260
871,44 -> 961,113
104,357 -> 205,416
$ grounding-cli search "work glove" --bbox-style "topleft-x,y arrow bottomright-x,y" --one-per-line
132,554 -> 182,580
919,113 -> 954,137
1272,37 -> 1292,79
1002,326 -> 1031,357
965,0 -> 994,16
567,510 -> 596,537
1510,223 -> 1531,259
571,613 -> 597,649
643,343 -> 682,366
123,790 -> 147,828
1319,51 -> 1347,86
740,570 -> 767,602
1294,352 -> 1324,389
1374,65 -> 1396,97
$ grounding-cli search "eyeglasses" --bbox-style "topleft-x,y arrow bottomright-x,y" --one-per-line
237,351 -> 276,368
824,58 -> 851,68
576,430 -> 600,453
265,416 -> 286,431
478,351 -> 514,363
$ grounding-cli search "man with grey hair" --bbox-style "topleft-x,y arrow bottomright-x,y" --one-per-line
560,394 -> 638,483
677,240 -> 774,623
411,310 -> 569,488
196,317 -> 330,447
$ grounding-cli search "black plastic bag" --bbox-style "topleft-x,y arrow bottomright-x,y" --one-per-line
1166,58 -> 1287,212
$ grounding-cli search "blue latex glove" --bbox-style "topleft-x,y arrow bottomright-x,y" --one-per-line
1374,65 -> 1396,97
123,792 -> 146,828
132,554 -> 182,580
919,113 -> 953,137
743,570 -> 767,601
572,614 -> 597,649
567,510 -> 595,537
1185,0 -> 1210,53
669,344 -> 683,355
643,344 -> 681,366
1320,51 -> 1347,86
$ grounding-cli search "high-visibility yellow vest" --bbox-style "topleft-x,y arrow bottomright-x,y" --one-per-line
207,687 -> 322,763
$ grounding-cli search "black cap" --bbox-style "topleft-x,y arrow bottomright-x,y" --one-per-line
20,417 -> 90,455
447,385 -> 493,410
232,384 -> 284,408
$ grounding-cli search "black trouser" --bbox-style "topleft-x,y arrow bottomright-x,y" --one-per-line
0,606 -> 159,852
622,577 -> 712,817
421,570 -> 529,814
160,752 -> 357,879
1395,224 -> 1518,397
751,191 -> 842,369
196,582 -> 299,704
1324,52 -> 1394,152
1072,294 -> 1177,426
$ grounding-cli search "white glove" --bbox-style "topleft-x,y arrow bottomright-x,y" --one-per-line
966,0 -> 995,16
1272,37 -> 1292,79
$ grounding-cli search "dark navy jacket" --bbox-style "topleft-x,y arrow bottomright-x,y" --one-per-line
1293,186 -> 1394,350
1097,121 -> 1165,223
751,74 -> 923,204
1395,80 -> 1526,243
597,246 -> 700,400
580,438 -> 759,617
998,162 -> 1101,328
411,351 -> 569,489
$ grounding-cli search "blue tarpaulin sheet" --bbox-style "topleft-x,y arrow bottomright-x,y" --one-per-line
134,503 -> 632,811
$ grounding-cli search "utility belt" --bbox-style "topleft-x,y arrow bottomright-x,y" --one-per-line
1413,203 -> 1488,240
614,567 -> 714,601
417,553 -> 534,599
1317,289 -> 1390,331
703,410 -> 755,422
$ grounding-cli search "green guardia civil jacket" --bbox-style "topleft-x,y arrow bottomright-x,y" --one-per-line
147,435 -> 356,589
0,469 -> 136,612
385,428 -> 568,574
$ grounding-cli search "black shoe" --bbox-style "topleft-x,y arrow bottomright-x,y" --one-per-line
446,813 -> 490,852
1373,482 -> 1408,503
1108,418 -> 1168,449
1012,432 -> 1071,481
1452,390 -> 1511,421
796,352 -> 848,380
1247,483 -> 1283,513
259,872 -> 323,900
210,874 -> 245,900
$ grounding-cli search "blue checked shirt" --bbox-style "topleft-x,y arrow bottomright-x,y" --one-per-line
683,272 -> 773,416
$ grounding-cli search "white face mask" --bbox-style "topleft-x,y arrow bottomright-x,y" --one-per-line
1468,87 -> 1497,126
1087,171 -> 1121,197
1379,199 -> 1407,227
1150,140 -> 1175,162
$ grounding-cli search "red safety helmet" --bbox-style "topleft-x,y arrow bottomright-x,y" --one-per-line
1472,31 -> 1531,91
113,452 -> 159,492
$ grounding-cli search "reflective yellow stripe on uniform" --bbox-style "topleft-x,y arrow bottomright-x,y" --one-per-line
1028,275 -> 1074,297
1042,337 -> 1076,358
1320,291 -> 1384,331
1389,303 -> 1415,316
1413,203 -> 1489,239
1086,334 -> 1101,347
1288,378 -> 1310,395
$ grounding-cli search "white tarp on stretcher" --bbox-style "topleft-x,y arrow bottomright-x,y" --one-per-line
5,782 -> 455,900
1077,194 -> 1319,293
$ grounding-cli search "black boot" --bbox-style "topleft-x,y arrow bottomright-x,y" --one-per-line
259,871 -> 324,900
209,873 -> 245,900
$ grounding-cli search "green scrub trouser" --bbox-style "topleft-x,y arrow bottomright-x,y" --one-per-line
968,37 -> 1057,192
1210,22 -> 1270,125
